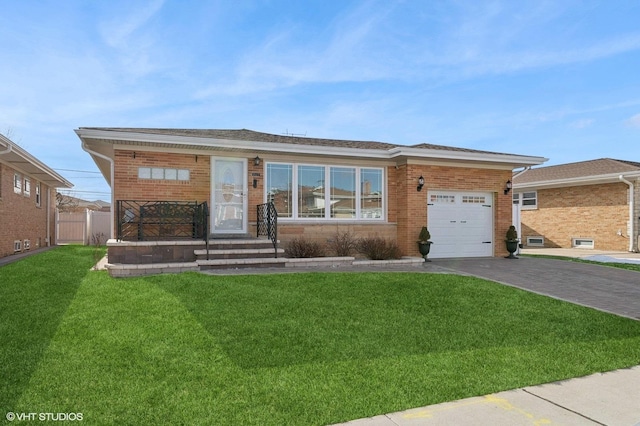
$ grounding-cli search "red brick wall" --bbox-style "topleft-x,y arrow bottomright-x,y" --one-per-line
112,149 -> 512,257
521,183 -> 630,250
0,163 -> 56,258
396,164 -> 513,257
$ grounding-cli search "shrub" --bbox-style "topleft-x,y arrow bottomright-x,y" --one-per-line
506,225 -> 518,241
418,226 -> 431,242
327,230 -> 358,257
357,236 -> 402,260
285,237 -> 326,258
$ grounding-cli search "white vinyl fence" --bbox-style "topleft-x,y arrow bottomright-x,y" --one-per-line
56,210 -> 111,245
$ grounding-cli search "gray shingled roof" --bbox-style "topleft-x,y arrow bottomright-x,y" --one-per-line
79,127 -> 514,156
514,158 -> 640,184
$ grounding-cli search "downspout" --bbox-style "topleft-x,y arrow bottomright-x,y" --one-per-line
619,175 -> 636,252
47,189 -> 51,246
81,141 -> 115,240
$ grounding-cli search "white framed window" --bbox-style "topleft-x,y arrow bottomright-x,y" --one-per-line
14,240 -> 22,252
24,178 -> 31,197
514,191 -> 537,210
14,173 -> 22,194
572,238 -> 594,249
23,240 -> 31,250
266,162 -> 384,221
526,236 -> 545,247
35,182 -> 41,207
138,167 -> 190,181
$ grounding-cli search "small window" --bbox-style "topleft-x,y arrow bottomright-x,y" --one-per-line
14,240 -> 22,252
35,183 -> 41,207
526,236 -> 544,247
462,195 -> 486,204
514,191 -> 537,210
14,173 -> 22,194
430,194 -> 455,203
23,240 -> 31,250
138,167 -> 190,181
24,178 -> 31,197
572,238 -> 594,249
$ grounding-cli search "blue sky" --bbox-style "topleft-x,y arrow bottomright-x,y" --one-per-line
2,1 -> 640,201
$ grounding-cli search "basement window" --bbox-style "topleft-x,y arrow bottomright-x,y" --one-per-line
14,240 -> 22,252
23,240 -> 31,250
526,236 -> 544,247
572,238 -> 594,249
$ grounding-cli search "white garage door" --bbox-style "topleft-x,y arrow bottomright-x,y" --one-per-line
427,191 -> 493,258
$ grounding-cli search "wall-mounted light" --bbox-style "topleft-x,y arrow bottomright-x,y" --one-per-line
253,179 -> 258,188
133,152 -> 136,159
254,156 -> 261,166
417,175 -> 425,192
504,180 -> 512,195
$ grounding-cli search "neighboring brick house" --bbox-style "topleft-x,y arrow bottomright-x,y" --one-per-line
513,158 -> 640,252
0,134 -> 73,259
76,128 -> 546,260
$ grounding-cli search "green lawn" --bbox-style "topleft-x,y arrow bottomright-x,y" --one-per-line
2,246 -> 640,425
521,253 -> 640,272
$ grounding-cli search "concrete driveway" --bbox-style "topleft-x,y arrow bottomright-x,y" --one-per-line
426,255 -> 640,320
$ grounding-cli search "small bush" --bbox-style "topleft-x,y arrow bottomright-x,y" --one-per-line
285,237 -> 326,258
506,225 -> 518,241
327,230 -> 358,257
357,236 -> 402,260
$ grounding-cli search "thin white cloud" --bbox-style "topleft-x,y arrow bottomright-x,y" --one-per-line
569,119 -> 594,129
625,113 -> 640,128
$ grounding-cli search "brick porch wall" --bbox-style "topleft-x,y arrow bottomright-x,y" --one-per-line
520,183 -> 630,251
0,163 -> 56,258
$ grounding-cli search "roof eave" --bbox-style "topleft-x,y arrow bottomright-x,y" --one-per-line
390,147 -> 548,167
514,171 -> 640,190
0,135 -> 73,188
76,128 -> 549,166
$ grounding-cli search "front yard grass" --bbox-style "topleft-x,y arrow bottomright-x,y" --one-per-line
2,246 -> 640,425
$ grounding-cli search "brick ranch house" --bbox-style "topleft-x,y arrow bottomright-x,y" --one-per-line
0,134 -> 73,259
76,128 -> 546,271
513,158 -> 640,252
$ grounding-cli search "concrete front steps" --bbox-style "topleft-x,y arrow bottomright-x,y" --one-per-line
195,238 -> 286,270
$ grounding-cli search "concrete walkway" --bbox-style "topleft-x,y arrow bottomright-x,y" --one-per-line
333,250 -> 640,426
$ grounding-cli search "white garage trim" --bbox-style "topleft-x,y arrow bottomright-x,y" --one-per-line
427,191 -> 494,258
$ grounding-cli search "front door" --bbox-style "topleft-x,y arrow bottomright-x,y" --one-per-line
211,158 -> 247,234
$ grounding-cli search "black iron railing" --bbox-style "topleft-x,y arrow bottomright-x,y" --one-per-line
257,202 -> 278,257
116,200 -> 209,248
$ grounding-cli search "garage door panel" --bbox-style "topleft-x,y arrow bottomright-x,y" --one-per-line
427,191 -> 493,259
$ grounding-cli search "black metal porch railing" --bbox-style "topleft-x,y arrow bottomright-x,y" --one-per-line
116,201 -> 209,249
257,202 -> 278,257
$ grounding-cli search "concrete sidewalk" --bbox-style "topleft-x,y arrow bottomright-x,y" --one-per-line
334,366 -> 640,426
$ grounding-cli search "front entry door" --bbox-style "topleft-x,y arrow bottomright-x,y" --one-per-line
211,158 -> 247,234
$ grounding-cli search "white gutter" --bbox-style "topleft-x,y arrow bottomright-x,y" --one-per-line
515,171 -> 640,191
619,175 -> 636,252
81,140 -> 115,239
0,140 -> 12,155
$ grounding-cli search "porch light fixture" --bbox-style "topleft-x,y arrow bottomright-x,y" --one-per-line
254,156 -> 261,166
504,180 -> 512,195
417,176 -> 425,192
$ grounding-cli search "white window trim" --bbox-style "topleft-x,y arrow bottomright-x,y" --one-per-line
515,191 -> 538,210
35,182 -> 41,207
266,161 -> 385,221
14,173 -> 22,194
526,236 -> 545,247
23,177 -> 31,197
572,237 -> 595,249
